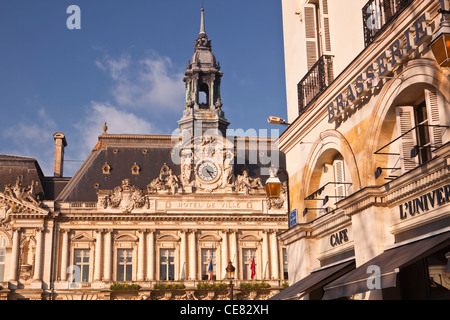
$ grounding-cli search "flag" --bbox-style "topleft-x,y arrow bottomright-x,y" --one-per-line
208,257 -> 213,280
250,258 -> 256,279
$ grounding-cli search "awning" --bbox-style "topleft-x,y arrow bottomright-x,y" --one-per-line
323,231 -> 450,300
269,259 -> 355,300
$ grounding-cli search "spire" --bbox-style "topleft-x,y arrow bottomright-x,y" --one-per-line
199,7 -> 206,37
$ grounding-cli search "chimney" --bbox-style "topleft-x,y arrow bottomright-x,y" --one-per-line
53,132 -> 67,177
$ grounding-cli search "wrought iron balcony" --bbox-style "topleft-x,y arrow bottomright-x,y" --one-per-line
363,0 -> 414,47
297,55 -> 334,116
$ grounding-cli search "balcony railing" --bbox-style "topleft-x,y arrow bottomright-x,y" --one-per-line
297,55 -> 334,116
362,0 -> 414,47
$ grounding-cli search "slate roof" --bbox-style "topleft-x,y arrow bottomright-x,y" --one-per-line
56,133 -> 286,203
0,155 -> 47,201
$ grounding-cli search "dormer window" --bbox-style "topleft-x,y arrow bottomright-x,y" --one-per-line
131,163 -> 140,175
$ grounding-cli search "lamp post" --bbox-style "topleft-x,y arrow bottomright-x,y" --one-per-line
265,168 -> 282,199
226,261 -> 235,301
430,7 -> 450,68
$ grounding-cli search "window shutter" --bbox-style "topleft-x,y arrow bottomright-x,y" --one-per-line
396,106 -> 418,172
304,4 -> 319,70
333,159 -> 346,199
424,88 -> 444,153
319,0 -> 332,55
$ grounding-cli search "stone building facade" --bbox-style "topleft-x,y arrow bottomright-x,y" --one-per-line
271,0 -> 450,300
0,9 -> 288,300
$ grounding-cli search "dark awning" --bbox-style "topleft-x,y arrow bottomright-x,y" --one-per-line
269,259 -> 355,300
323,231 -> 450,300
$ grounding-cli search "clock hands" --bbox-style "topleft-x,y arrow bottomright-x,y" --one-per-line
206,168 -> 214,177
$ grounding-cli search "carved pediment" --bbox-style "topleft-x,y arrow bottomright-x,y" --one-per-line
0,178 -> 49,221
71,233 -> 95,242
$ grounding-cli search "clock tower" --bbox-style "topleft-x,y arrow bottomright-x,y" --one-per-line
178,8 -> 230,138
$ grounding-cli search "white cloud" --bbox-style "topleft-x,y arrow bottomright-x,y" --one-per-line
1,108 -> 57,176
96,52 -> 186,113
74,102 -> 160,157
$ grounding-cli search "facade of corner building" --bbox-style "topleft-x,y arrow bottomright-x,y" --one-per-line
273,0 -> 450,300
0,8 -> 289,301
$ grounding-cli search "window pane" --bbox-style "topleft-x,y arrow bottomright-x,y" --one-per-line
117,264 -> 125,282
82,265 -> 89,283
0,265 -> 4,282
243,249 -> 256,280
74,249 -> 90,282
160,249 -> 175,281
427,248 -> 450,298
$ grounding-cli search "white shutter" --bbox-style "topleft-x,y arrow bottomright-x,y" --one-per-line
396,106 -> 419,172
424,88 -> 444,154
333,159 -> 346,199
319,0 -> 332,55
304,4 -> 319,70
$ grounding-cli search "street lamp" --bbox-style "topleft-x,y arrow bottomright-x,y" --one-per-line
268,116 -> 290,126
265,168 -> 282,198
226,261 -> 235,301
430,9 -> 450,68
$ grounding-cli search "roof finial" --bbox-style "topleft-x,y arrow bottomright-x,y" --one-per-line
199,7 -> 206,36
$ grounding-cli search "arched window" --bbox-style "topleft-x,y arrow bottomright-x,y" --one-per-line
306,150 -> 352,220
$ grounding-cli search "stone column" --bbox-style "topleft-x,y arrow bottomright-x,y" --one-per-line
262,230 -> 270,280
103,230 -> 112,281
147,230 -> 155,281
221,230 -> 229,280
9,228 -> 20,281
60,229 -> 70,281
188,230 -> 197,280
137,230 -> 146,281
229,231 -> 238,279
180,230 -> 187,280
270,232 -> 280,280
94,230 -> 103,281
33,228 -> 44,281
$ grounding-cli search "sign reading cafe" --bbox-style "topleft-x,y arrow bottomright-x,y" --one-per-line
399,184 -> 450,220
327,13 -> 432,123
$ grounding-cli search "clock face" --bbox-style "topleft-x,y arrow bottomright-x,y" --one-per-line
197,161 -> 219,182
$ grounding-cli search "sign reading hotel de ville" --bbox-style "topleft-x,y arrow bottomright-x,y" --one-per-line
327,13 -> 432,124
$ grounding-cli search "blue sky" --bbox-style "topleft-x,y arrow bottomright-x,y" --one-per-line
0,0 -> 286,177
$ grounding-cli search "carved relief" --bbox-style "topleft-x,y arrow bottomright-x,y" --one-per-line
235,169 -> 264,195
99,179 -> 146,213
147,164 -> 182,195
267,181 -> 288,210
3,177 -> 41,207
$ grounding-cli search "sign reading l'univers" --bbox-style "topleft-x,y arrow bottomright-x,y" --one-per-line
399,184 -> 450,220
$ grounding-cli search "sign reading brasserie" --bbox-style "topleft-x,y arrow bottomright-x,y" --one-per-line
327,13 -> 432,123
399,184 -> 450,220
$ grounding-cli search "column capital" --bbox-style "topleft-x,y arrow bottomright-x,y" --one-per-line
35,227 -> 45,233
